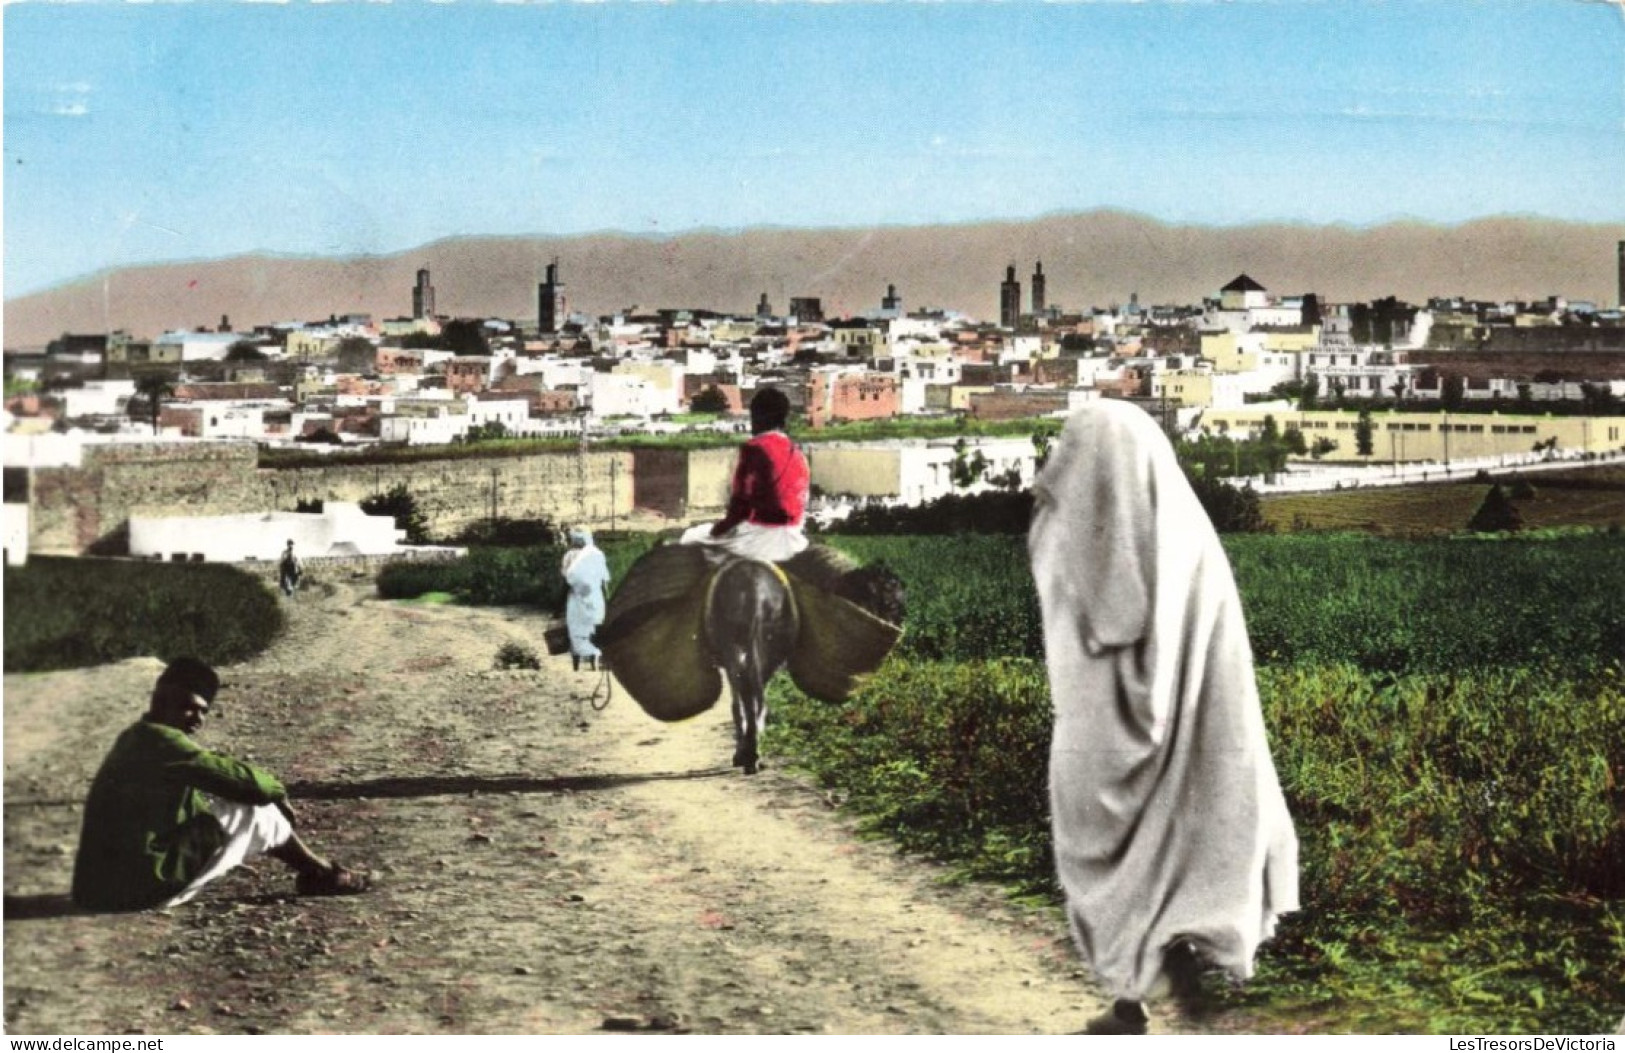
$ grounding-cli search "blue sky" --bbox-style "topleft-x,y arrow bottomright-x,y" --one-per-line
4,0 -> 1622,298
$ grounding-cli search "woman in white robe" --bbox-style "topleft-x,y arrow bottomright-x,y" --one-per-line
561,527 -> 611,671
1027,399 -> 1299,1034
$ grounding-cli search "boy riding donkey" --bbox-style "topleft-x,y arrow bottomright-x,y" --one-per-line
596,387 -> 905,769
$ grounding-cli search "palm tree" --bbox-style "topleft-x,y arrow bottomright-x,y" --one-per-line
133,372 -> 176,435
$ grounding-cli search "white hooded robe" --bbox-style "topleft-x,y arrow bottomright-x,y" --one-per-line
1028,399 -> 1299,1002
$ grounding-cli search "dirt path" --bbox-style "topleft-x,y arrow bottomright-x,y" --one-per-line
4,576 -> 1147,1035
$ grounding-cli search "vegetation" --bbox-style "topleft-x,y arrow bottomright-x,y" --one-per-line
333,335 -> 376,374
1466,484 -> 1523,534
765,532 -> 1624,1032
1260,466 -> 1625,536
690,385 -> 732,414
360,483 -> 431,544
224,340 -> 269,362
131,372 -> 177,435
376,532 -> 660,612
493,641 -> 543,670
4,557 -> 284,673
829,472 -> 1268,536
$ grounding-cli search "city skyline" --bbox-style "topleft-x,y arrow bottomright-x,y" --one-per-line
4,0 -> 1623,301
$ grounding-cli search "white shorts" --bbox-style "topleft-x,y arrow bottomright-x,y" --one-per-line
679,520 -> 809,563
164,795 -> 295,907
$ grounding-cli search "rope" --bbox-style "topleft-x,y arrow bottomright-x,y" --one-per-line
587,666 -> 613,711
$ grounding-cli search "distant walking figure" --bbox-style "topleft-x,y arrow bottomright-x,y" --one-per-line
278,540 -> 302,598
561,527 -> 610,672
1027,399 -> 1299,1035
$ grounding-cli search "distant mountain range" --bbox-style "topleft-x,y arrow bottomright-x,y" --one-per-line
5,211 -> 1623,350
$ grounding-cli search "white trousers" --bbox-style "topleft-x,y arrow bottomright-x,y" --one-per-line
679,521 -> 809,562
164,795 -> 294,907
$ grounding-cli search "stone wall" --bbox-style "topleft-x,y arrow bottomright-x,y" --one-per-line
240,548 -> 464,591
29,442 -> 644,555
31,443 -> 267,556
265,450 -> 635,539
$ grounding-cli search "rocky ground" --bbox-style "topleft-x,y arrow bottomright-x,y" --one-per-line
3,575 -> 1210,1036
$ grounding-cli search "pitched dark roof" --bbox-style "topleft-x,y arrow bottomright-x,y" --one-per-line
1222,274 -> 1267,293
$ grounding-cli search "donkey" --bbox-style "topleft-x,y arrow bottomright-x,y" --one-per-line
703,557 -> 800,775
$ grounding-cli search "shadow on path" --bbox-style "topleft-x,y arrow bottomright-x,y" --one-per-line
3,893 -> 86,921
286,767 -> 736,802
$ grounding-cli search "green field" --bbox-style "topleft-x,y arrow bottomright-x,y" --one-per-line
769,532 -> 1625,1034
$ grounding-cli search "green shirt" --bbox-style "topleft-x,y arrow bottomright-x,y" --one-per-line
71,719 -> 287,911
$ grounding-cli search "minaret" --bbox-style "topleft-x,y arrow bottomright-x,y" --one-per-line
881,283 -> 901,315
1031,261 -> 1046,317
538,261 -> 566,333
999,265 -> 1021,329
413,268 -> 435,320
1617,240 -> 1624,309
757,292 -> 772,319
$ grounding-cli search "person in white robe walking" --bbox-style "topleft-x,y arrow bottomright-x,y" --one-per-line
561,527 -> 611,672
1027,398 -> 1299,1035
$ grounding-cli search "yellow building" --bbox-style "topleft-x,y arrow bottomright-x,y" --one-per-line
1201,407 -> 1625,463
286,331 -> 338,361
948,385 -> 995,412
1260,326 -> 1320,354
1150,370 -> 1245,410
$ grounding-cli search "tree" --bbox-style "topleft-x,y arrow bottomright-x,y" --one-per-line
1184,472 -> 1270,534
463,420 -> 511,443
949,438 -> 990,489
1441,374 -> 1466,411
1355,408 -> 1375,457
1299,372 -> 1320,410
132,372 -> 177,435
1032,430 -> 1056,472
690,385 -> 731,414
1580,382 -> 1619,415
1283,426 -> 1308,457
1467,484 -> 1521,534
1310,436 -> 1338,460
361,483 -> 430,544
440,319 -> 490,356
334,336 -> 376,374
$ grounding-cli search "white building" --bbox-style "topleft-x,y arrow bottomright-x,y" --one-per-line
4,500 -> 29,565
129,503 -> 405,563
153,331 -> 248,362
807,436 -> 1039,508
590,370 -> 680,419
61,379 -> 137,418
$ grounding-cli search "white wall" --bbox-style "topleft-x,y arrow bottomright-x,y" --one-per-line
129,503 -> 404,563
3,502 -> 29,565
62,380 -> 137,418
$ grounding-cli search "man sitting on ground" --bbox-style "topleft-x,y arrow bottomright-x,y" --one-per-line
71,658 -> 369,911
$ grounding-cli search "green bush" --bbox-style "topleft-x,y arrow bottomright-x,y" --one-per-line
374,534 -> 663,613
769,657 -> 1055,889
4,557 -> 284,673
493,641 -> 543,670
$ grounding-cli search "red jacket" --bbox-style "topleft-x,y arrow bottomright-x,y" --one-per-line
714,430 -> 809,534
